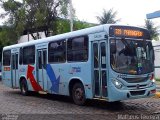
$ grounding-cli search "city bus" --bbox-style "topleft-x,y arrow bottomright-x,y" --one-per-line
2,24 -> 156,105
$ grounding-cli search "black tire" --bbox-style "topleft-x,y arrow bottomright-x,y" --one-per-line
72,83 -> 86,105
20,79 -> 29,96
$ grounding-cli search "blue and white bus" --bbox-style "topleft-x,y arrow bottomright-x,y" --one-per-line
2,24 -> 156,105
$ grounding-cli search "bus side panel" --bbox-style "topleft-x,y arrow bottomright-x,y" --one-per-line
46,64 -> 66,95
19,64 -> 38,92
46,62 -> 93,99
2,66 -> 12,88
28,64 -> 39,91
19,65 -> 29,90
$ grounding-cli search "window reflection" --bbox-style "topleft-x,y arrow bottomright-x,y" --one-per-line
110,39 -> 154,75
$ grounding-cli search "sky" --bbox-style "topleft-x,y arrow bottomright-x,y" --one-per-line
72,0 -> 160,26
0,0 -> 160,27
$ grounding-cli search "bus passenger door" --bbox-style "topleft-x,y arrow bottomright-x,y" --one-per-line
92,41 -> 108,98
11,53 -> 18,88
37,49 -> 47,90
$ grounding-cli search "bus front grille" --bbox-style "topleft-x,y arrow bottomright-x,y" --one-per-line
130,90 -> 145,96
123,77 -> 148,83
127,84 -> 148,89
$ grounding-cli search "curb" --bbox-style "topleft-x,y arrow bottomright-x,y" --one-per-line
154,92 -> 160,98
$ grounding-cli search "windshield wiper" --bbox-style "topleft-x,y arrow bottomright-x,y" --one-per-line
119,38 -> 135,56
120,38 -> 130,49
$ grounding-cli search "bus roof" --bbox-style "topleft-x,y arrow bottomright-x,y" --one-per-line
3,24 -> 146,50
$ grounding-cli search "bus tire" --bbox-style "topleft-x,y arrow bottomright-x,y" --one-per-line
72,82 -> 86,106
20,79 -> 29,96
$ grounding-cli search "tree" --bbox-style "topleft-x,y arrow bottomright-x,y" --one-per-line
73,20 -> 95,31
0,26 -> 18,61
96,8 -> 120,24
0,0 -> 70,39
0,0 -> 94,44
144,19 -> 159,40
55,18 -> 95,34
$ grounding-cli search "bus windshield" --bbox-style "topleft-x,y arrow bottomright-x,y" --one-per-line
110,39 -> 154,75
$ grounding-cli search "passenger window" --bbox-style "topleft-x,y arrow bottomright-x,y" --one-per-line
23,46 -> 35,64
48,40 -> 66,63
101,42 -> 106,68
3,50 -> 11,66
93,43 -> 98,68
67,36 -> 88,62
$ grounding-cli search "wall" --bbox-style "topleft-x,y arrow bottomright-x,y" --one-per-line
152,40 -> 160,79
18,32 -> 46,43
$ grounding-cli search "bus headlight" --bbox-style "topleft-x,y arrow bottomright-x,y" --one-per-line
112,79 -> 123,89
152,79 -> 155,83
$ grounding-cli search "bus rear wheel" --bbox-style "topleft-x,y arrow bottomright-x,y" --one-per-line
20,79 -> 29,96
72,83 -> 86,105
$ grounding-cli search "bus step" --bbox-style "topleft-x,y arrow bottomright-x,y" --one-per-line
38,91 -> 47,94
93,97 -> 108,101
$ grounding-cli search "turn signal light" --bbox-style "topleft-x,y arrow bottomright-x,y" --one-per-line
151,89 -> 156,94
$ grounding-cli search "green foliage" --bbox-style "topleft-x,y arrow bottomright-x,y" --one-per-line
55,19 -> 95,34
0,0 -> 95,49
73,20 -> 95,30
156,78 -> 160,82
97,8 -> 120,24
144,20 -> 159,40
55,19 -> 70,34
0,26 -> 17,45
0,26 -> 18,61
0,0 -> 70,39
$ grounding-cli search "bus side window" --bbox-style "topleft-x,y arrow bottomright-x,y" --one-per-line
67,36 -> 88,62
48,40 -> 66,63
23,45 -> 35,64
93,43 -> 98,68
3,50 -> 11,66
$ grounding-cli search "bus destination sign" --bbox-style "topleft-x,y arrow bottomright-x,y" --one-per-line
109,26 -> 151,39
114,28 -> 143,37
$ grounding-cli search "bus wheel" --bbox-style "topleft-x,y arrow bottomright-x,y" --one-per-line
20,79 -> 29,96
72,83 -> 86,105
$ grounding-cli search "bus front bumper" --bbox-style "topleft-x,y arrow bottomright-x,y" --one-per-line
108,85 -> 156,102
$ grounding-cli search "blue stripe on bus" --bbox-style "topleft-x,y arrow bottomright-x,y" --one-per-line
46,64 -> 60,93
